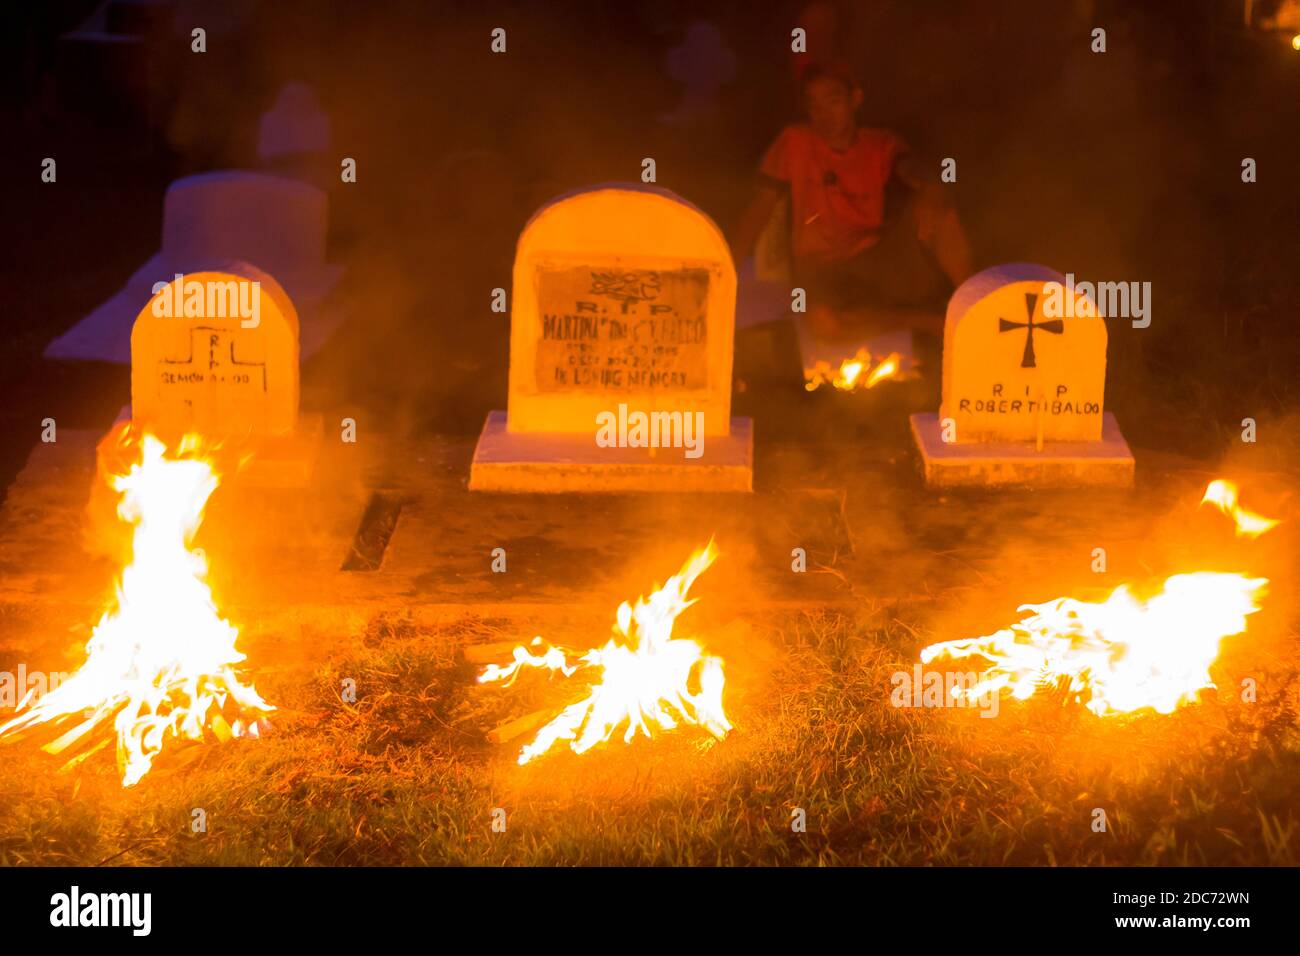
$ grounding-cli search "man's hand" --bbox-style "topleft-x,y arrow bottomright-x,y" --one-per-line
893,150 -> 928,191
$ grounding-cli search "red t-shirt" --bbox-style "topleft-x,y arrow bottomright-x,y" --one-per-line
759,124 -> 907,264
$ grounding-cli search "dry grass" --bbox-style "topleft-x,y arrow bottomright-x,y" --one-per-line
1,604 -> 1297,866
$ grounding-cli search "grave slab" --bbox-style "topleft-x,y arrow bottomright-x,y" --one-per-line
909,411 -> 1135,487
1,420 -> 1211,648
469,410 -> 752,492
0,431 -> 848,625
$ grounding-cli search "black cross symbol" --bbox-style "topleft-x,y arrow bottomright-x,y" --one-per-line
998,292 -> 1064,369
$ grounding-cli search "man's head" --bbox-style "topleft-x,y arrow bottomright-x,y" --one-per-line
801,62 -> 862,144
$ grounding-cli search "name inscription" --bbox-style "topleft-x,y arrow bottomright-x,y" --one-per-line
534,265 -> 709,392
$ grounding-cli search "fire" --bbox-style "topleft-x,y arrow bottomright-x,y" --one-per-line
1200,479 -> 1278,538
917,480 -> 1277,717
479,542 -> 731,764
804,348 -> 906,392
920,573 -> 1267,717
0,427 -> 272,786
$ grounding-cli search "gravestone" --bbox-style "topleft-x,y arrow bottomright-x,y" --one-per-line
125,262 -> 321,485
131,263 -> 298,439
258,81 -> 332,163
470,184 -> 753,492
46,171 -> 345,364
910,263 -> 1134,487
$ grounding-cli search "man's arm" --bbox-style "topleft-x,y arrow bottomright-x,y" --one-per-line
892,149 -> 927,191
732,182 -> 783,263
890,144 -> 974,286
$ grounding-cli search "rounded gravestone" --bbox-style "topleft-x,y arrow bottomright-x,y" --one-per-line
941,263 -> 1107,444
130,262 -> 299,440
507,184 -> 736,437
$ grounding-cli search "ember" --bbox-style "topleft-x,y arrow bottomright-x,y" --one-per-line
0,425 -> 272,786
804,348 -> 907,392
917,481 -> 1276,717
1200,479 -> 1279,538
479,541 -> 731,764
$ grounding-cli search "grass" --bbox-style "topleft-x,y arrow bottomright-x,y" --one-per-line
2,603 -> 1297,866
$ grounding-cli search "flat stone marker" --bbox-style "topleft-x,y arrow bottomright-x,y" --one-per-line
470,184 -> 753,492
126,262 -> 321,485
910,263 -> 1134,487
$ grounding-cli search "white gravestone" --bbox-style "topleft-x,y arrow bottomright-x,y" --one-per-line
124,261 -> 321,486
910,263 -> 1134,487
131,263 -> 299,441
471,184 -> 753,492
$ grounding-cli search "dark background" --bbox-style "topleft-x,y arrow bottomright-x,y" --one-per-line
2,0 -> 1298,496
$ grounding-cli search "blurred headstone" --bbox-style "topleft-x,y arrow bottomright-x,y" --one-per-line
47,171 -> 345,364
258,81 -> 333,184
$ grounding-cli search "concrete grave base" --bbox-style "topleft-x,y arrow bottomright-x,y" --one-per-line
238,412 -> 324,488
113,406 -> 325,489
469,410 -> 753,493
910,411 -> 1134,488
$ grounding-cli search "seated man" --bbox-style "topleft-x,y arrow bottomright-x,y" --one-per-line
734,61 -> 974,339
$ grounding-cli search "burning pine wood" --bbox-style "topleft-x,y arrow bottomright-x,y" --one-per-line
919,481 -> 1276,718
478,542 -> 731,764
0,424 -> 272,787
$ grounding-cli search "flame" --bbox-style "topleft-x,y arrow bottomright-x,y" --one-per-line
1291,34 -> 1300,51
804,348 -> 906,392
479,542 -> 731,764
1200,479 -> 1278,538
0,428 -> 272,786
864,352 -> 901,388
917,480 -> 1277,717
920,573 -> 1267,716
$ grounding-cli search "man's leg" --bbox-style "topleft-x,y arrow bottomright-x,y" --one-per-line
794,188 -> 975,339
912,184 -> 974,288
795,262 -> 869,339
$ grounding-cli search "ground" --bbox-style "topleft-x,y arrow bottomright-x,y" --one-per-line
3,603 -> 1298,866
0,425 -> 1296,865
